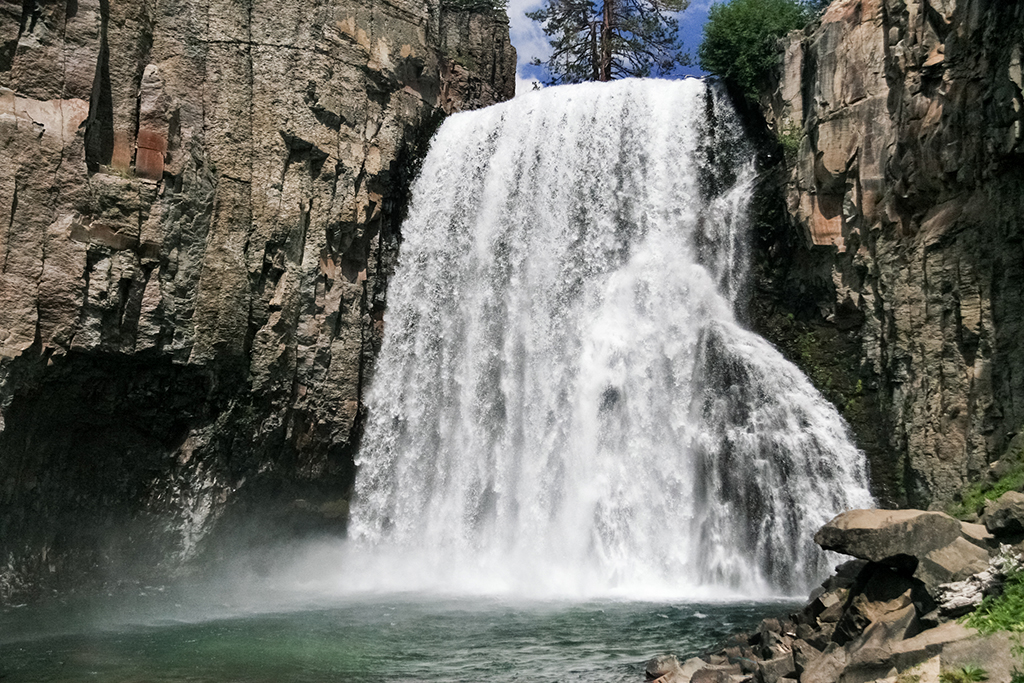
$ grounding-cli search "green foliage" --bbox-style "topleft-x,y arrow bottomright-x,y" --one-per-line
939,666 -> 989,683
964,567 -> 1024,635
698,0 -> 816,98
777,121 -> 803,162
947,449 -> 1024,519
527,0 -> 688,85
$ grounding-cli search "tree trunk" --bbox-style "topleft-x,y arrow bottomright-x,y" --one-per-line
600,0 -> 612,81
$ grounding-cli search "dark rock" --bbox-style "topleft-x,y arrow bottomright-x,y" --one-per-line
817,591 -> 847,624
805,622 -> 836,651
821,559 -> 869,591
832,565 -> 920,646
983,491 -> 1024,537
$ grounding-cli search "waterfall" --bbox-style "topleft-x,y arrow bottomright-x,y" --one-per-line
347,79 -> 872,598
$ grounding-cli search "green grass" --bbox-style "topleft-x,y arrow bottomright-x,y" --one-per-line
939,665 -> 989,683
948,454 -> 1024,519
963,568 -> 1024,634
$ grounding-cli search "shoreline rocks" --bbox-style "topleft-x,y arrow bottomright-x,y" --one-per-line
649,504 -> 1024,683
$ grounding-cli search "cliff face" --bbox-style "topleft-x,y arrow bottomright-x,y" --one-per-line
757,0 -> 1024,507
0,0 -> 513,599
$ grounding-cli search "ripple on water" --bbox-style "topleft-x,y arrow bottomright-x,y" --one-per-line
0,593 -> 801,683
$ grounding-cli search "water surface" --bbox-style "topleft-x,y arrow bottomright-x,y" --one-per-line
1,593 -> 800,682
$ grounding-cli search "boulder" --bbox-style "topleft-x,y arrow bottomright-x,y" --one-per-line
830,564 -> 917,642
958,521 -> 994,550
942,631 -> 1018,683
913,537 -> 991,595
757,652 -> 795,683
799,643 -> 848,683
791,639 -> 822,672
817,590 -> 848,623
827,559 -> 869,590
689,668 -> 733,683
889,621 -> 973,671
645,655 -> 683,681
983,491 -> 1024,537
815,510 -> 962,572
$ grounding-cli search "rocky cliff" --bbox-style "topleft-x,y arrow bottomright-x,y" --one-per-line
0,0 -> 513,600
755,0 -> 1024,508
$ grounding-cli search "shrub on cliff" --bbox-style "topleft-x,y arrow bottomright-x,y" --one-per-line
697,0 -> 821,97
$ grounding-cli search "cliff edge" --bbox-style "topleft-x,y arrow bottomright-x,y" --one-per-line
755,0 -> 1024,508
0,0 -> 514,600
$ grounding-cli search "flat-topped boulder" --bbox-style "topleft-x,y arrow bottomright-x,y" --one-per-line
814,509 -> 962,571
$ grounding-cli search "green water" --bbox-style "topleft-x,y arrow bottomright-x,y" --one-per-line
0,591 -> 798,682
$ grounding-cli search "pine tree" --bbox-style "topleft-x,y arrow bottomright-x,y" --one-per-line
527,0 -> 688,85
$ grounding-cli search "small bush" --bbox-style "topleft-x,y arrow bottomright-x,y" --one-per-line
777,121 -> 803,162
948,451 -> 1024,519
939,666 -> 989,683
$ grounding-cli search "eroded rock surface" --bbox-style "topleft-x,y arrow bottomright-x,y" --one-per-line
758,0 -> 1024,506
0,0 -> 513,600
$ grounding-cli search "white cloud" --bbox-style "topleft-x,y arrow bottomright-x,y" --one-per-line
507,0 -> 551,69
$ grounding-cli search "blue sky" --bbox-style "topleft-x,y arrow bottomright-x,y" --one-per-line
511,0 -> 714,91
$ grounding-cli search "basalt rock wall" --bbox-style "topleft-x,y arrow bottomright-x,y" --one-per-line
0,0 -> 513,600
756,0 -> 1024,508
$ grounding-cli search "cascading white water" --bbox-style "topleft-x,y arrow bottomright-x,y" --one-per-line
347,78 -> 872,599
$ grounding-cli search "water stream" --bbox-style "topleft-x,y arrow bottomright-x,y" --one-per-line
350,78 -> 872,598
1,78 -> 872,681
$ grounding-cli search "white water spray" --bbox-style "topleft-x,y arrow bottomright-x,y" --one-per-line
346,79 -> 872,599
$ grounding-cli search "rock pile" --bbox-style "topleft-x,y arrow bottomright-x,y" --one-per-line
648,500 -> 1024,683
